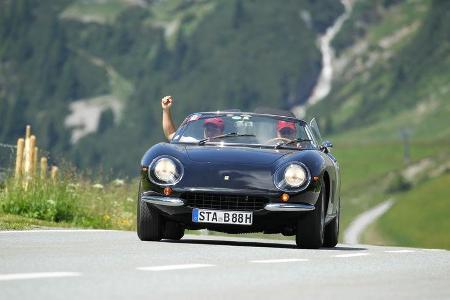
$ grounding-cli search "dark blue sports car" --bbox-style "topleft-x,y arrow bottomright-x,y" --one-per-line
138,111 -> 340,248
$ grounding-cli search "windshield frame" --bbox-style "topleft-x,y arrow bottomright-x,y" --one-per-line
170,112 -> 316,150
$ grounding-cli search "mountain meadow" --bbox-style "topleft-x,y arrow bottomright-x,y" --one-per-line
0,0 -> 449,249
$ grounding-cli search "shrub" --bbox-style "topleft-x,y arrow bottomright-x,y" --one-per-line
386,173 -> 412,193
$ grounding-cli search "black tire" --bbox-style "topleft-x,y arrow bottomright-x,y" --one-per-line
164,221 -> 185,240
137,183 -> 163,241
296,181 -> 325,249
323,200 -> 340,248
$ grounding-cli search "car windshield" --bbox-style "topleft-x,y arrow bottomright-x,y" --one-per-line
171,113 -> 314,149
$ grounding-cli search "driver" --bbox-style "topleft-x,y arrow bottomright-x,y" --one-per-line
203,118 -> 224,138
277,120 -> 297,140
161,95 -> 224,141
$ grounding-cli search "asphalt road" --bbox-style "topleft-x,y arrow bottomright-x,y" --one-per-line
1,230 -> 449,300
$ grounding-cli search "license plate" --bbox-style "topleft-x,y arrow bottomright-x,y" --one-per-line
192,208 -> 253,225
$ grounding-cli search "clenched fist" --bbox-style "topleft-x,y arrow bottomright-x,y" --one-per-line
161,96 -> 173,111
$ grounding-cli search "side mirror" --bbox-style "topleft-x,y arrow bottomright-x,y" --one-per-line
321,140 -> 333,153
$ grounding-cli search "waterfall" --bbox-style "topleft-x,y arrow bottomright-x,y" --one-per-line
292,0 -> 354,119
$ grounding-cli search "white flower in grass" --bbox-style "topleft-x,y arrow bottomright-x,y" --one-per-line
92,183 -> 104,190
126,197 -> 133,203
113,179 -> 125,187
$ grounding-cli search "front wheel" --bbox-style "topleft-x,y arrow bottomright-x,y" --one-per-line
296,181 -> 325,249
164,221 -> 185,240
323,202 -> 339,248
137,183 -> 163,241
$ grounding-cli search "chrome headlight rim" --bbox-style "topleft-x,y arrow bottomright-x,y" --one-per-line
273,162 -> 311,193
148,155 -> 184,186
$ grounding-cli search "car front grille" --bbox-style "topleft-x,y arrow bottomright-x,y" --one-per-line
181,192 -> 268,211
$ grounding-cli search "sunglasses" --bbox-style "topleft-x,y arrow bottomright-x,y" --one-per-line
205,124 -> 222,130
279,128 -> 295,135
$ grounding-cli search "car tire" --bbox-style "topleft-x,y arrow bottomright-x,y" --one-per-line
164,221 -> 185,240
323,204 -> 339,248
137,183 -> 163,241
296,181 -> 325,249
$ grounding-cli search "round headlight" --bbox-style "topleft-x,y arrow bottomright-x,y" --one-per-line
273,162 -> 310,192
149,156 -> 184,185
284,164 -> 307,187
154,158 -> 177,182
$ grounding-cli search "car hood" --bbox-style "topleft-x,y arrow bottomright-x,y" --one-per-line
184,145 -> 288,166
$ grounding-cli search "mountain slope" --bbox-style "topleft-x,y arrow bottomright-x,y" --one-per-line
0,0 -> 343,175
304,0 -> 450,247
306,0 -> 450,138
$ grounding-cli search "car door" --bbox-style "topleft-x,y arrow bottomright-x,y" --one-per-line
309,118 -> 340,216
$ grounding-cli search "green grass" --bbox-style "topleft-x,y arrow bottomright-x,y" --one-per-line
0,212 -> 72,230
369,172 -> 450,249
0,175 -> 137,231
334,139 -> 446,192
329,94 -> 450,231
368,0 -> 430,45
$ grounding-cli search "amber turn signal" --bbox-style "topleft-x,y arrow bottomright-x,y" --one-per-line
163,187 -> 173,196
280,193 -> 289,202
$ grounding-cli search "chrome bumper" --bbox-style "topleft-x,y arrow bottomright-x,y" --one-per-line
141,194 -> 184,207
264,203 -> 315,211
142,192 -> 314,211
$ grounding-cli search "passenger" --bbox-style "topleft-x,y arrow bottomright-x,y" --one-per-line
161,95 -> 224,141
203,118 -> 224,138
277,120 -> 297,140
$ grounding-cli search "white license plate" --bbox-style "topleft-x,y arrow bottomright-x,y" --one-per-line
192,208 -> 253,225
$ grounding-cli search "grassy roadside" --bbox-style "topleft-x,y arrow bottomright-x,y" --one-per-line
0,174 -> 138,231
0,212 -> 72,231
363,172 -> 450,250
326,92 -> 450,246
333,138 -> 450,229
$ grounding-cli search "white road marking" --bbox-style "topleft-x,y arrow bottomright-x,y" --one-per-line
422,248 -> 447,252
0,229 -> 115,234
0,272 -> 81,281
137,264 -> 215,271
250,258 -> 309,264
334,253 -> 370,258
384,250 -> 415,253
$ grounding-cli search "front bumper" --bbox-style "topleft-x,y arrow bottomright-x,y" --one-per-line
141,192 -> 315,211
141,190 -> 320,233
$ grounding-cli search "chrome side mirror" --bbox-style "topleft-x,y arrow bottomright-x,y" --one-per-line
321,140 -> 333,153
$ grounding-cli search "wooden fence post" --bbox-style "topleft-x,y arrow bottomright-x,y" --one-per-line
32,146 -> 38,176
23,127 -> 31,177
24,135 -> 36,178
25,125 -> 31,139
14,125 -> 55,185
40,157 -> 48,179
51,166 -> 58,181
15,138 -> 25,178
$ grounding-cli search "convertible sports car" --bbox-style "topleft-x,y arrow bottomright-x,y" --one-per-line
138,111 -> 340,248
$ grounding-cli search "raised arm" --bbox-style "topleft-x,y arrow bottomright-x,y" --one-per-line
161,95 -> 177,140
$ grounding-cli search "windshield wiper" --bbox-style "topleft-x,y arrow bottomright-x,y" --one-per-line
198,132 -> 256,145
274,138 -> 312,149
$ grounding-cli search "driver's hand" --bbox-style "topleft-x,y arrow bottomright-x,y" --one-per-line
161,96 -> 173,111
